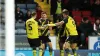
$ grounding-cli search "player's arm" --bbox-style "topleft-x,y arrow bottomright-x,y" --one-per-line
38,26 -> 44,30
38,24 -> 48,30
47,18 -> 68,26
47,21 -> 64,26
48,21 -> 53,30
38,24 -> 47,30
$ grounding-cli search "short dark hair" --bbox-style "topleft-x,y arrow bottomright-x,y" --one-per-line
41,12 -> 47,15
31,11 -> 36,16
83,17 -> 88,21
62,10 -> 69,15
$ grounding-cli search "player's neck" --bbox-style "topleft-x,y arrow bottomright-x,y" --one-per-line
32,16 -> 36,19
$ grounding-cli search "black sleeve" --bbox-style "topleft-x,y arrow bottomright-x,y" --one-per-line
62,18 -> 68,23
37,20 -> 41,25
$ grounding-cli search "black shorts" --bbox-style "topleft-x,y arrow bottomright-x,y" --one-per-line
67,35 -> 78,44
27,38 -> 40,47
59,36 -> 67,43
39,36 -> 51,43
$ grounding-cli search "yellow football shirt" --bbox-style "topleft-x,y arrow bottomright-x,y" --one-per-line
65,16 -> 78,35
26,17 -> 39,39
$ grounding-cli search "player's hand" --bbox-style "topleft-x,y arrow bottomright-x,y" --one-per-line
47,24 -> 56,26
41,27 -> 45,30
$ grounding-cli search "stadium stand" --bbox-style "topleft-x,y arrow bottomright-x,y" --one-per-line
0,24 -> 5,30
20,9 -> 27,14
26,4 -> 36,9
0,0 -> 5,50
72,10 -> 81,16
1,11 -> 4,18
82,11 -> 91,17
15,22 -> 25,29
1,4 -> 4,12
90,0 -> 94,5
29,9 -> 36,13
15,35 -> 29,47
73,16 -> 82,22
0,0 -> 5,4
15,29 -> 26,35
17,4 -> 26,9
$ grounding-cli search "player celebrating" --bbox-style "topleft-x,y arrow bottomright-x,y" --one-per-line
38,12 -> 53,56
47,10 -> 78,56
55,12 -> 69,56
26,11 -> 45,56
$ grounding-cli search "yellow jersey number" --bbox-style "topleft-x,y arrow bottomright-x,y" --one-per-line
28,24 -> 32,30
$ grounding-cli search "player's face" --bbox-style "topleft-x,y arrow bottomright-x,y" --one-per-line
62,13 -> 67,18
27,11 -> 31,15
41,14 -> 47,19
96,19 -> 100,24
85,20 -> 89,23
17,7 -> 20,11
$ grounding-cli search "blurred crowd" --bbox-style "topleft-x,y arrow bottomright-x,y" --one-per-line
0,0 -> 5,25
0,0 -> 5,50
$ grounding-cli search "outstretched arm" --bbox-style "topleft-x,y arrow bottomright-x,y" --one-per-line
47,18 -> 68,26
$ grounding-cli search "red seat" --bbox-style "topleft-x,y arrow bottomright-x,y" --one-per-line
82,11 -> 91,17
73,16 -> 82,22
91,17 -> 95,22
72,11 -> 81,16
91,21 -> 94,25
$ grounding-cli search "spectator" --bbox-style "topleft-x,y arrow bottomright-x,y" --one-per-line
79,17 -> 93,48
93,19 -> 100,35
92,0 -> 100,17
50,0 -> 63,23
15,6 -> 24,22
24,10 -> 32,22
36,6 -> 43,21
